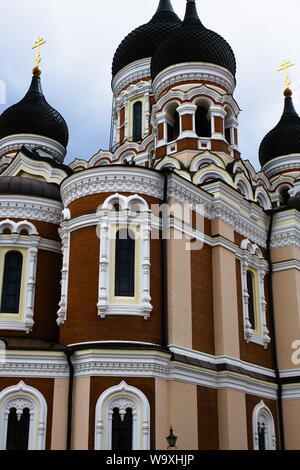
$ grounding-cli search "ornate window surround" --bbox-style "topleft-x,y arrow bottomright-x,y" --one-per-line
94,381 -> 150,450
252,400 -> 276,450
97,194 -> 152,320
0,220 -> 39,333
57,209 -> 71,326
0,381 -> 47,450
240,239 -> 270,348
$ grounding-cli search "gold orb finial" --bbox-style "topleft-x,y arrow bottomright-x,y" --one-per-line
32,37 -> 46,75
284,87 -> 293,98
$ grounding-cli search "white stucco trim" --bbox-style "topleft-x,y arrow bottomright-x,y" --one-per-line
0,381 -> 47,450
252,400 -> 276,450
94,381 -> 150,450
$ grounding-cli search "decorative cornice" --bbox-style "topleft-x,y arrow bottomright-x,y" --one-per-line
0,346 -> 277,399
273,260 -> 300,272
61,169 -> 269,247
0,134 -> 66,162
271,210 -> 300,249
112,58 -> 151,97
0,195 -> 62,224
152,63 -> 236,101
60,167 -> 165,207
262,154 -> 300,179
168,176 -> 268,247
0,353 -> 68,378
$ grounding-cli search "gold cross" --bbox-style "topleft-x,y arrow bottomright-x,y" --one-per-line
32,37 -> 46,69
278,60 -> 295,89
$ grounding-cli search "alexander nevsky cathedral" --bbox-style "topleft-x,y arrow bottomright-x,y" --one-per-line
1,0 -> 300,451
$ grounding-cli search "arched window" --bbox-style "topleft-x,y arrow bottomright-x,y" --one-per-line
95,381 -> 150,450
112,407 -> 133,451
115,229 -> 135,297
133,101 -> 142,142
195,105 -> 211,138
0,381 -> 47,450
247,270 -> 256,330
252,401 -> 276,450
6,407 -> 30,450
167,106 -> 180,142
1,251 -> 23,314
225,108 -> 233,144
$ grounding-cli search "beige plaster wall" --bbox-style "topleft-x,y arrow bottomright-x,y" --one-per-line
218,389 -> 248,450
50,378 -> 69,450
167,229 -> 193,349
273,269 -> 300,370
212,244 -> 240,358
283,399 -> 300,449
72,377 -> 91,450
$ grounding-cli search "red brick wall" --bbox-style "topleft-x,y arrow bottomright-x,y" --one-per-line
214,117 -> 224,134
191,244 -> 215,355
60,226 -> 163,345
181,114 -> 193,131
197,386 -> 219,449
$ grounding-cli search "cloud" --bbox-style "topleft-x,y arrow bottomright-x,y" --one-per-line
0,0 -> 300,168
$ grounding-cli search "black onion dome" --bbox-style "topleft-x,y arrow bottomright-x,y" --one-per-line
151,0 -> 236,80
0,176 -> 61,201
259,91 -> 300,166
0,74 -> 69,148
112,0 -> 181,77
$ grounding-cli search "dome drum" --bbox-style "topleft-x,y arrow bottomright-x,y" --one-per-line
0,133 -> 66,162
152,62 -> 236,101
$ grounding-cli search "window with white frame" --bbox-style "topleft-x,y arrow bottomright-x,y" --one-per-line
0,220 -> 39,333
94,381 -> 150,450
97,194 -> 152,320
240,239 -> 270,348
0,381 -> 47,450
252,401 -> 276,450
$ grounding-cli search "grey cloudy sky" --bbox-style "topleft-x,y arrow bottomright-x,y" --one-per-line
1,0 -> 300,169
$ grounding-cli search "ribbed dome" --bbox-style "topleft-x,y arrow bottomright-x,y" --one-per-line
151,0 -> 236,80
0,74 -> 69,148
0,176 -> 61,201
259,91 -> 300,166
112,0 -> 181,78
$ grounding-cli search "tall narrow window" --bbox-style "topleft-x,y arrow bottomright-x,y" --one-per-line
112,407 -> 133,451
133,101 -> 142,142
247,270 -> 256,330
115,229 -> 135,297
1,251 -> 23,314
195,105 -> 211,137
6,407 -> 30,451
258,421 -> 266,450
167,109 -> 180,142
